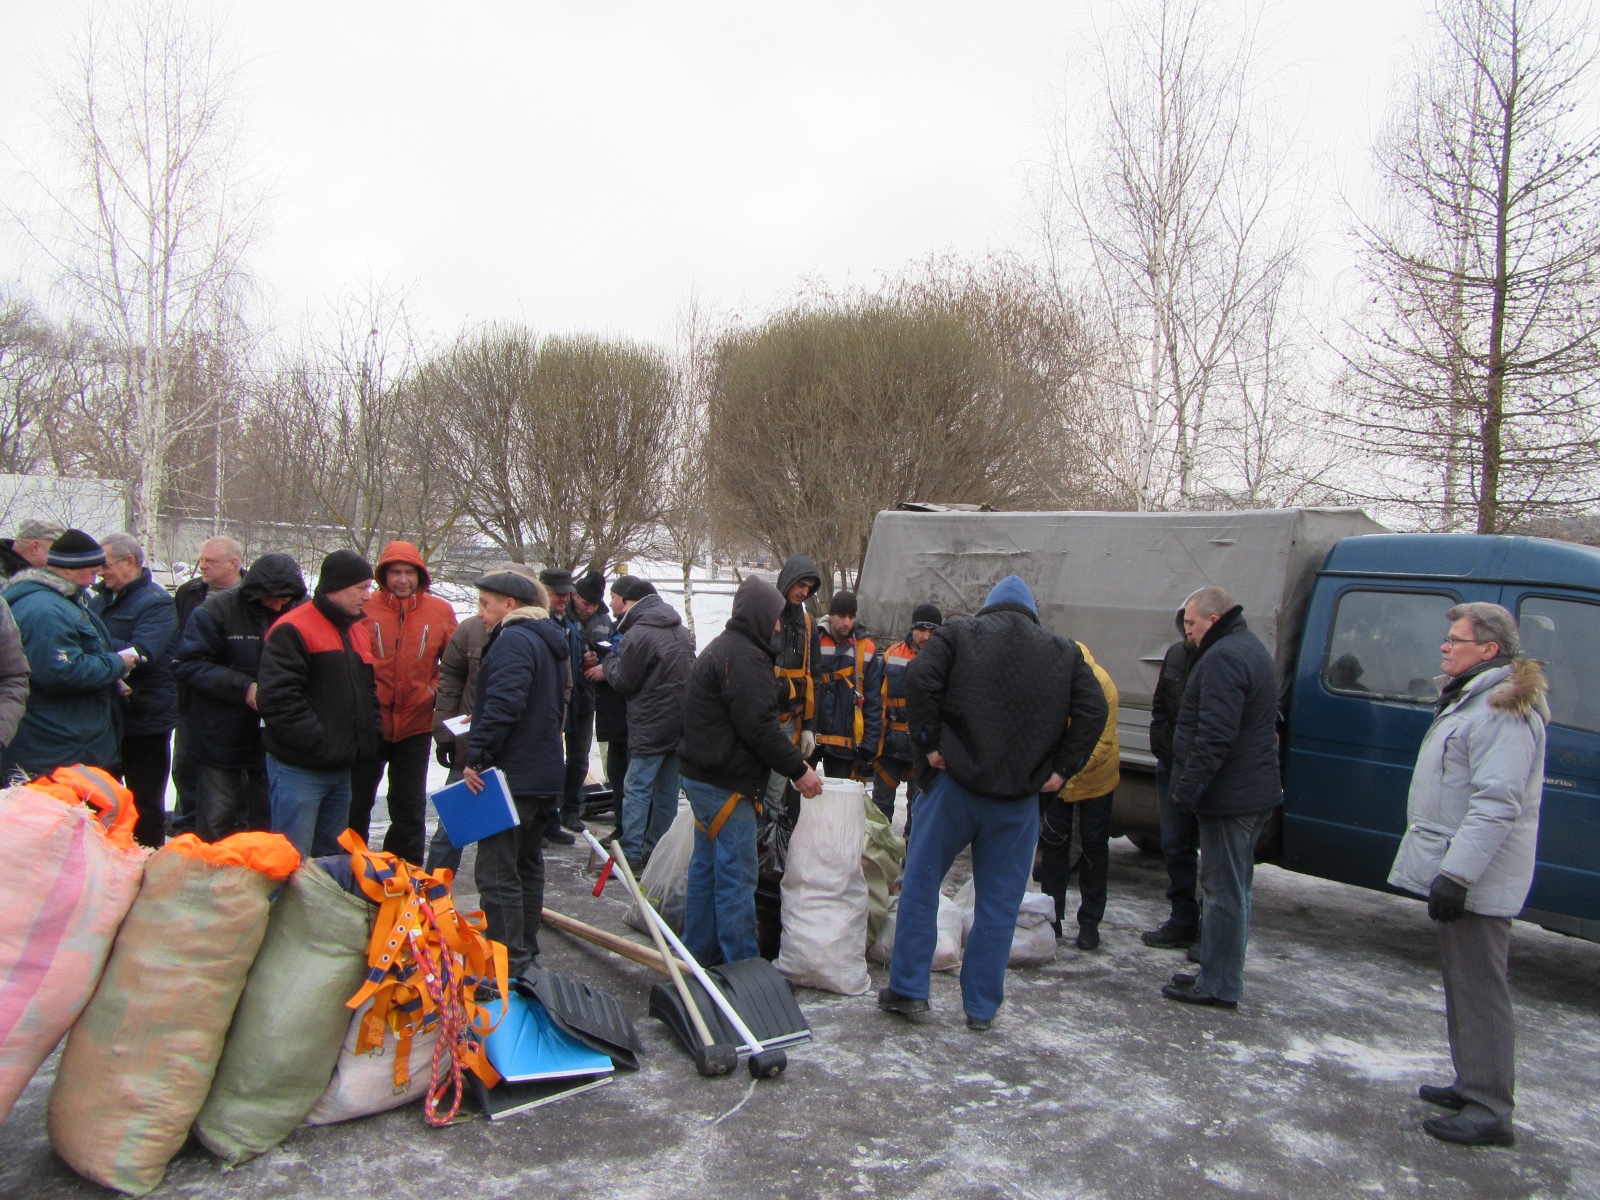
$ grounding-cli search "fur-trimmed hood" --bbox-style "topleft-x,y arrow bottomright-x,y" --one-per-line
1488,657 -> 1550,719
10,566 -> 84,600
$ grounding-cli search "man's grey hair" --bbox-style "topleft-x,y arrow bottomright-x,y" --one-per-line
101,533 -> 144,567
1186,586 -> 1236,619
1447,601 -> 1519,657
201,535 -> 243,562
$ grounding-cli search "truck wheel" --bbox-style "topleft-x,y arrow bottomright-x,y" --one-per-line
1128,834 -> 1162,857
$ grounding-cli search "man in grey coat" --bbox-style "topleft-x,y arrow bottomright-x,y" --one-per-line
1388,602 -> 1548,1148
0,599 -> 30,756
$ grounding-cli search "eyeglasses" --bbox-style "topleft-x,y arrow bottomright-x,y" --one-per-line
1444,635 -> 1491,647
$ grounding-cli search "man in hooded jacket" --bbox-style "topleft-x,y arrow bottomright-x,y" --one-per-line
881,575 -> 1107,1030
596,580 -> 695,866
1143,597 -> 1203,949
173,552 -> 307,841
462,571 -> 570,976
350,540 -> 458,865
678,576 -> 824,966
761,553 -> 822,816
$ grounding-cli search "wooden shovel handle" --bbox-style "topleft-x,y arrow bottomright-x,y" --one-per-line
541,907 -> 690,976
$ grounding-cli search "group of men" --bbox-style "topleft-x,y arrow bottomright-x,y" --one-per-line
0,519 -> 1544,1148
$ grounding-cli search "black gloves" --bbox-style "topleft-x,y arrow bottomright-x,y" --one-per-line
1427,874 -> 1469,923
434,739 -> 457,770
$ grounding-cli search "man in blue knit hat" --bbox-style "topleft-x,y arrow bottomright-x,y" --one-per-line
879,575 -> 1107,1030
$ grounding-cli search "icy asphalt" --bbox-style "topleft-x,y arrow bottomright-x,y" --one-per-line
3,830 -> 1598,1200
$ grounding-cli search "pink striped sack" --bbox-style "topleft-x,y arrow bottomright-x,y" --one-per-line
0,774 -> 147,1122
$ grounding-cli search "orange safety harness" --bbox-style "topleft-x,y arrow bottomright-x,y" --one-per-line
875,640 -> 917,759
814,633 -> 873,752
336,830 -> 509,1126
693,791 -> 763,841
23,764 -> 139,849
775,610 -> 815,741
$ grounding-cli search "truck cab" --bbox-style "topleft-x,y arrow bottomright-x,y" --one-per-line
1282,534 -> 1600,940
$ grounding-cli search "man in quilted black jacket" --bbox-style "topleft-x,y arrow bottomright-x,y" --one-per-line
880,575 -> 1107,1030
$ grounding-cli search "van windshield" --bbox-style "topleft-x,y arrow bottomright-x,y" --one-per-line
1322,590 -> 1456,704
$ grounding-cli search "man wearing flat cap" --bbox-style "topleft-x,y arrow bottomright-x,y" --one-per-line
0,519 -> 64,579
2,529 -> 133,778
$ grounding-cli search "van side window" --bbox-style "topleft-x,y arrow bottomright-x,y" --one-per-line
1517,596 -> 1600,734
1322,590 -> 1456,703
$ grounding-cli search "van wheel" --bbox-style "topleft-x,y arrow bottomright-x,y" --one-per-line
1129,834 -> 1162,857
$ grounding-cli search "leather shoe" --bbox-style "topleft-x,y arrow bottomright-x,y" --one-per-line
1141,921 -> 1198,949
1187,942 -> 1203,964
1161,979 -> 1237,1009
1171,971 -> 1199,987
1075,923 -> 1100,951
562,817 -> 586,833
877,988 -> 929,1017
966,1015 -> 992,1031
1419,1084 -> 1467,1110
1423,1112 -> 1514,1147
544,828 -> 577,846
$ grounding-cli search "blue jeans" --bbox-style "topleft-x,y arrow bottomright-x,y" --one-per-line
682,778 -> 760,967
1156,762 -> 1201,929
1194,810 -> 1269,1003
266,754 -> 353,859
889,772 -> 1040,1022
620,753 -> 680,864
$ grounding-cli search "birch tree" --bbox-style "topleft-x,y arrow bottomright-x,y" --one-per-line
16,1 -> 261,543
1346,0 -> 1600,532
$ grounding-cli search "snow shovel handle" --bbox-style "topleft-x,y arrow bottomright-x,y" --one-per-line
581,830 -> 770,1056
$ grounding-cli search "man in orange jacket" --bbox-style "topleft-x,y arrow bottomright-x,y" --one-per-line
349,541 -> 458,864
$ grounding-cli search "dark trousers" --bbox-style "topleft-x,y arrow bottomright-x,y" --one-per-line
348,733 -> 432,865
1156,762 -> 1200,929
1037,790 -> 1114,930
195,762 -> 270,842
424,760 -> 464,874
1194,810 -> 1269,1003
1438,913 -> 1516,1127
168,718 -> 199,832
475,792 -> 556,976
605,738 -> 629,832
820,754 -> 859,780
871,755 -> 919,822
116,732 -> 172,849
547,717 -> 593,833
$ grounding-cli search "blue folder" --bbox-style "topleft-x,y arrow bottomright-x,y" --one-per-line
482,992 -> 615,1083
430,766 -> 519,847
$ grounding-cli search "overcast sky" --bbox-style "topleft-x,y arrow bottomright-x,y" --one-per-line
0,1 -> 1432,347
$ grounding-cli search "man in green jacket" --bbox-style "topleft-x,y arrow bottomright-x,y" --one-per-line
2,529 -> 137,776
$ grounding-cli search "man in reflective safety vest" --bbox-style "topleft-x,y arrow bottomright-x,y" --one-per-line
871,603 -> 942,823
810,590 -> 883,780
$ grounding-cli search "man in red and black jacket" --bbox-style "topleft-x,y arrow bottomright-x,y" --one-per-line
257,549 -> 382,858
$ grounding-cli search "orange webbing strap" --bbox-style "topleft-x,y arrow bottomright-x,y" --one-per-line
815,734 -> 854,749
24,765 -> 139,849
337,830 -> 509,1104
693,791 -> 755,842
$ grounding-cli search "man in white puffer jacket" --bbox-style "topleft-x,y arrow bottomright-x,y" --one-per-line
1388,601 -> 1548,1149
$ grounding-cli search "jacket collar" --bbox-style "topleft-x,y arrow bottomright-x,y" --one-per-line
312,593 -> 365,630
1195,606 -> 1245,656
14,567 -> 85,601
975,600 -> 1040,624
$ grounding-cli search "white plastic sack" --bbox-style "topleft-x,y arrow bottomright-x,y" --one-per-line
624,803 -> 694,937
955,880 -> 1058,968
868,894 -> 961,972
303,999 -> 441,1126
775,780 -> 871,995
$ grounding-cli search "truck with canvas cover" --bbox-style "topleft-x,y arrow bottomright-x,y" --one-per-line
855,507 -> 1600,942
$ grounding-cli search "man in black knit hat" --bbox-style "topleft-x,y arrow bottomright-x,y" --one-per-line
256,549 -> 382,857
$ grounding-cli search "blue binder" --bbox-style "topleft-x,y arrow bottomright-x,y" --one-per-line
482,992 -> 615,1083
429,766 -> 519,846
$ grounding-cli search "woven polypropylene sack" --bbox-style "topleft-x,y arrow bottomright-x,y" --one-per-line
48,847 -> 280,1195
957,882 -> 1057,967
867,893 -> 962,972
194,862 -> 372,1164
304,997 -> 441,1126
624,802 -> 693,937
775,780 -> 870,995
0,786 -> 145,1123
860,793 -> 904,946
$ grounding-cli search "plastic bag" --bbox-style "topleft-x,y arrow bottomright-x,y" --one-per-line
48,834 -> 297,1196
195,862 -> 373,1164
304,998 -> 441,1126
0,778 -> 146,1123
867,893 -> 961,972
956,880 -> 1057,967
774,780 -> 870,995
624,802 -> 694,937
860,793 -> 904,946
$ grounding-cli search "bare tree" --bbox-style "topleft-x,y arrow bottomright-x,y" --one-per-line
1345,0 -> 1600,532
1039,0 -> 1307,511
657,295 -> 719,641
11,0 -> 261,542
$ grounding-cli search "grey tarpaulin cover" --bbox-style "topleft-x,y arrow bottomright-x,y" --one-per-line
855,508 -> 1388,763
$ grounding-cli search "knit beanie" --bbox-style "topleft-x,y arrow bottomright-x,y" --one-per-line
617,576 -> 656,601
47,529 -> 106,569
829,590 -> 857,617
911,603 -> 943,629
982,575 -> 1038,618
315,549 -> 374,597
574,570 -> 605,605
